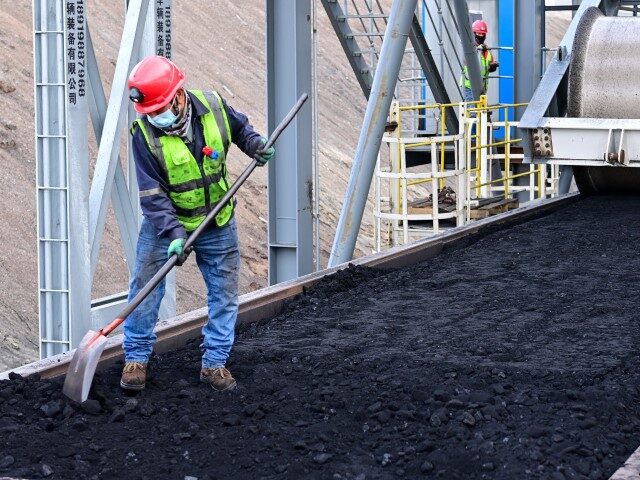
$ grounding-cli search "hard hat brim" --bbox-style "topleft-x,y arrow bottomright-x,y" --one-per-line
132,80 -> 184,114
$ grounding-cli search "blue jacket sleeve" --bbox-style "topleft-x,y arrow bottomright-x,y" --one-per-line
221,98 -> 263,157
131,128 -> 187,241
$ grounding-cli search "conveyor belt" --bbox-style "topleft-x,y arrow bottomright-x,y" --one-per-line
1,194 -> 578,381
4,193 -> 640,480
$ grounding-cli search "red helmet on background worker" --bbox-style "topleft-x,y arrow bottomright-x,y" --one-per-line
128,56 -> 185,114
472,20 -> 488,35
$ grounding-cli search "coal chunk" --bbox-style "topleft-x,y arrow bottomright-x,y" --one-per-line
420,461 -> 434,473
40,399 -> 63,418
81,399 -> 102,415
39,464 -> 54,477
109,409 -> 125,423
313,453 -> 333,465
222,414 -> 241,426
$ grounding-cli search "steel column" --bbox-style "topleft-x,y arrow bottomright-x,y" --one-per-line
328,0 -> 418,267
266,0 -> 313,284
603,0 -> 620,16
511,0 -> 543,202
515,0 -> 542,120
35,0 -> 91,356
88,0 -> 149,281
558,165 -> 574,194
451,0 -> 483,100
85,23 -> 137,270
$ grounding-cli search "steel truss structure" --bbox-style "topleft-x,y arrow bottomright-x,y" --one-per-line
35,0 -> 565,357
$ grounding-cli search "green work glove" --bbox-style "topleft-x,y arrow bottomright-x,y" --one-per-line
167,238 -> 185,258
256,136 -> 275,166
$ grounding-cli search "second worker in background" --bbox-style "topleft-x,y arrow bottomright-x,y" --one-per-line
461,19 -> 499,102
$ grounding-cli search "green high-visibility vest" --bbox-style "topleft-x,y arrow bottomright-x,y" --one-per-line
133,90 -> 233,232
462,49 -> 493,92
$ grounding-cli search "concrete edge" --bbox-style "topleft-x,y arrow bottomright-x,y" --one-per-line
609,445 -> 640,480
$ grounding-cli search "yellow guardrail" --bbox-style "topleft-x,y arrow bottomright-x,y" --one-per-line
376,96 -> 556,251
393,95 -> 544,201
399,99 -> 487,189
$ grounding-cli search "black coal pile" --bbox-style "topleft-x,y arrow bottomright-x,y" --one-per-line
2,195 -> 640,480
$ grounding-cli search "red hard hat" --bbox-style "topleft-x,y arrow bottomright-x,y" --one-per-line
128,56 -> 185,114
472,20 -> 488,35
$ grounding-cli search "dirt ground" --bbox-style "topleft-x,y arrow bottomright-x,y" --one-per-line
1,195 -> 639,479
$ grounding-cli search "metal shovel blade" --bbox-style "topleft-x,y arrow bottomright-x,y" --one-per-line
62,330 -> 108,403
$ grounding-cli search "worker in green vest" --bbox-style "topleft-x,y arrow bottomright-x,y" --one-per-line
461,19 -> 499,102
121,56 -> 274,393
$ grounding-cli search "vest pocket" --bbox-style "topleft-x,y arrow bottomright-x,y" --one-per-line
204,155 -> 223,171
172,189 -> 204,211
170,151 -> 192,166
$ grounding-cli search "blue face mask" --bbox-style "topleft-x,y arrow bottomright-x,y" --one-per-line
147,108 -> 177,129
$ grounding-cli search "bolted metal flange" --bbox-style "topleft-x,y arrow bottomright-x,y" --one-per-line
605,149 -> 626,165
532,127 -> 553,157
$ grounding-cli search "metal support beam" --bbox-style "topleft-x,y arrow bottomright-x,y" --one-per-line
558,165 -> 574,194
266,0 -> 313,284
408,14 -> 458,134
512,0 -> 543,202
88,0 -> 149,281
602,0 -> 621,16
321,0 -> 374,98
35,0 -> 91,356
515,0 -> 542,120
85,23 -> 137,270
451,0 -> 483,100
329,0 -> 418,267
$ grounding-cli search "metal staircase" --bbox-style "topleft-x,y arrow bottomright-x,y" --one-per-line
322,0 -> 467,137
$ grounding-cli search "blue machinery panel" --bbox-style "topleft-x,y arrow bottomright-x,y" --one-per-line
498,0 -> 515,138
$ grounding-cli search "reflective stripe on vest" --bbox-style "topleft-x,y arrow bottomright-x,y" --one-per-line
462,49 -> 493,91
133,89 -> 234,232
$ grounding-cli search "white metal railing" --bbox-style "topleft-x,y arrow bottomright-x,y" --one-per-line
374,98 -> 559,251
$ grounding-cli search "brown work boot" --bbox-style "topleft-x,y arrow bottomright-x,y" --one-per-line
120,362 -> 147,391
200,367 -> 237,391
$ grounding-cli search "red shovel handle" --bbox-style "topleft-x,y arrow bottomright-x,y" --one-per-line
102,317 -> 124,337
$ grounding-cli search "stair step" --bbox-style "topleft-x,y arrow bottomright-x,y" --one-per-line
337,14 -> 387,20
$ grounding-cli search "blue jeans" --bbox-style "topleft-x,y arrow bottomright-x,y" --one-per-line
463,87 -> 474,103
123,217 -> 240,369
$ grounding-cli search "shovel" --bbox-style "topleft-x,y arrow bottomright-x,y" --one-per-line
63,93 -> 309,403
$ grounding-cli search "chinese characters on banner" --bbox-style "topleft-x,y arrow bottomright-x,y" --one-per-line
65,0 -> 87,106
156,0 -> 172,59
